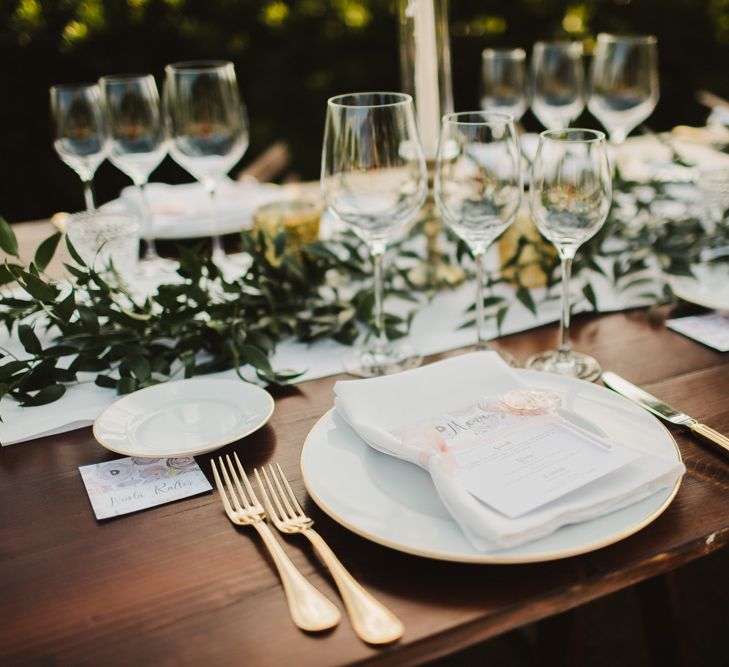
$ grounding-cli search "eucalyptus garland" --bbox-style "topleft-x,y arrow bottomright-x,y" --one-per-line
0,221 -> 412,408
1,164 -> 727,409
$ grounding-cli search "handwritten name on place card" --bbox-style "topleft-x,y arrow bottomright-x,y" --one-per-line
79,457 -> 212,520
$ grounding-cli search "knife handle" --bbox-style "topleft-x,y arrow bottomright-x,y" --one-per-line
690,422 -> 729,457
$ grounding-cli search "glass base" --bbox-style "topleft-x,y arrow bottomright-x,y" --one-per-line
213,251 -> 253,281
526,349 -> 602,382
138,256 -> 179,278
344,342 -> 423,378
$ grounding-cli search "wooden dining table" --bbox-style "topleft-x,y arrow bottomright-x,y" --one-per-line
1,218 -> 728,666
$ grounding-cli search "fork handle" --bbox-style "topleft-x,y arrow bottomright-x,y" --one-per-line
252,521 -> 341,632
303,528 -> 404,644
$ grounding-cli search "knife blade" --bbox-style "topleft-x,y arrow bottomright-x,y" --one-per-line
602,371 -> 729,458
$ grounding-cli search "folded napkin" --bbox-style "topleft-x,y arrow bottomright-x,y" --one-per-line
334,352 -> 685,551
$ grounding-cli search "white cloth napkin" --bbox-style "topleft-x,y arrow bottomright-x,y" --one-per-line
334,352 -> 685,551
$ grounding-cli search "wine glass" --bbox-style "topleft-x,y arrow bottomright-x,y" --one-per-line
526,129 -> 612,381
100,74 -> 175,274
434,111 -> 522,364
588,34 -> 659,144
321,92 -> 427,377
531,41 -> 585,130
480,48 -> 528,122
164,61 -> 249,269
50,83 -> 107,211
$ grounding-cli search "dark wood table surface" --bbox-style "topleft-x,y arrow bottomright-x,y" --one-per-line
1,224 -> 729,666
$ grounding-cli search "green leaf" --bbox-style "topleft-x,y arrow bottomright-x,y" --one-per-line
95,375 -> 118,389
19,271 -> 57,302
17,324 -> 42,355
34,232 -> 62,272
0,218 -> 19,257
117,377 -> 138,394
127,356 -> 151,383
0,360 -> 29,380
495,306 -> 509,334
516,286 -> 537,316
582,283 -> 598,311
0,263 -> 23,286
20,384 -> 66,407
65,235 -> 86,267
239,344 -> 273,375
54,290 -> 76,323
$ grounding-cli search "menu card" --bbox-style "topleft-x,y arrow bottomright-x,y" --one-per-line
403,391 -> 639,519
79,456 -> 212,520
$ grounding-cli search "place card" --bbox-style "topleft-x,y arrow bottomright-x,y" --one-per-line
666,312 -> 729,352
79,456 -> 212,520
409,393 -> 638,519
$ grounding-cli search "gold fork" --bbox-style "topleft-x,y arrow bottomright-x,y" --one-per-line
211,454 -> 341,632
255,464 -> 404,644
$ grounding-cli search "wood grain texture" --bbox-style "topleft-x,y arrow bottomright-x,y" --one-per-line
1,222 -> 729,665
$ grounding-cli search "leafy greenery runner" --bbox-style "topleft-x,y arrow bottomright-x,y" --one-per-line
0,168 -> 727,408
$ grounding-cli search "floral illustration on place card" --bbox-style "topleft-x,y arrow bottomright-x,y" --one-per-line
79,456 -> 212,520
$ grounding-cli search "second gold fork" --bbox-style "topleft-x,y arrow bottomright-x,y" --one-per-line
255,463 -> 404,644
212,454 -> 340,632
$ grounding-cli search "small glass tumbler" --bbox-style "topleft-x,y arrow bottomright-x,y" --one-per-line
65,211 -> 140,278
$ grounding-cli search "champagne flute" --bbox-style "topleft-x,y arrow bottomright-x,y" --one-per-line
100,74 -> 175,274
321,92 -> 427,377
164,61 -> 249,269
434,111 -> 522,364
531,41 -> 585,130
50,83 -> 107,211
480,48 -> 528,122
588,34 -> 659,144
526,129 -> 612,381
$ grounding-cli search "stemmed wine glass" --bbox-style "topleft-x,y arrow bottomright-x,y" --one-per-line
588,34 -> 659,144
526,129 -> 612,381
480,48 -> 528,122
100,74 -> 175,274
434,111 -> 522,364
164,61 -> 249,269
321,92 -> 427,377
531,41 -> 585,130
50,83 -> 107,211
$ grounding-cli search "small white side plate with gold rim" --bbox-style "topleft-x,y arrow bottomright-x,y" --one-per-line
94,378 -> 274,457
301,370 -> 682,564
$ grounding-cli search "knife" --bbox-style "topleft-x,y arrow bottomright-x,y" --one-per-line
602,371 -> 729,458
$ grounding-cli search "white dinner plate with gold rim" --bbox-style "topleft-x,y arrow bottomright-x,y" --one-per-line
300,370 -> 682,564
668,263 -> 729,312
93,378 -> 274,457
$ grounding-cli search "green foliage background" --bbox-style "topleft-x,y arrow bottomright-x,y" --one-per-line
2,0 -> 728,222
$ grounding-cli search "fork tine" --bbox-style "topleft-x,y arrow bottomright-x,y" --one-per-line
254,468 -> 283,523
211,459 -> 236,517
218,457 -> 245,514
233,452 -> 261,509
258,466 -> 289,522
269,464 -> 299,520
275,463 -> 307,519
225,454 -> 253,510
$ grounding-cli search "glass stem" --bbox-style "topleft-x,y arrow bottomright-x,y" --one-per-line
137,181 -> 159,261
557,250 -> 575,358
474,248 -> 489,349
83,180 -> 96,211
204,180 -> 225,264
371,241 -> 387,350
